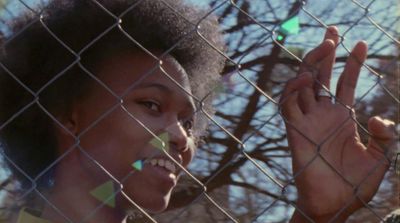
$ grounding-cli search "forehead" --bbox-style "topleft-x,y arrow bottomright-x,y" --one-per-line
94,51 -> 192,96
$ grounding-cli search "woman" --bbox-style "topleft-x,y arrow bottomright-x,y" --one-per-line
0,0 -> 224,222
0,0 -> 395,222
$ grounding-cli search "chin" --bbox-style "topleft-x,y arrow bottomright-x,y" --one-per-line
120,189 -> 172,214
142,192 -> 172,213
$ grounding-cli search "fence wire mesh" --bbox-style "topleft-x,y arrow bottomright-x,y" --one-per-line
0,0 -> 398,222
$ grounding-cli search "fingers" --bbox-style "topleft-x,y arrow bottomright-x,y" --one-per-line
299,26 -> 339,105
316,26 -> 340,92
299,83 -> 317,113
298,39 -> 335,75
281,91 -> 302,121
280,73 -> 315,120
336,41 -> 368,106
367,116 -> 396,157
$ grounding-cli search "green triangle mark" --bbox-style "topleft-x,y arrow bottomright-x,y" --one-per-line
132,160 -> 143,171
279,15 -> 300,36
17,208 -> 51,223
90,181 -> 115,208
150,132 -> 169,151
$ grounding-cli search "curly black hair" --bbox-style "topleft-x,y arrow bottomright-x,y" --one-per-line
0,0 -> 225,190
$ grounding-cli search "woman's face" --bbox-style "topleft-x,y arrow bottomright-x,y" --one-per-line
64,51 -> 196,213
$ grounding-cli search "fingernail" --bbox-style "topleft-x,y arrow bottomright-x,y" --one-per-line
357,40 -> 368,48
325,39 -> 335,46
327,26 -> 338,34
382,119 -> 395,126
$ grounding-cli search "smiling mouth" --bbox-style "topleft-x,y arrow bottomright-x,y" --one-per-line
141,158 -> 179,189
145,158 -> 177,175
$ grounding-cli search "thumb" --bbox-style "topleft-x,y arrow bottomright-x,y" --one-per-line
367,116 -> 397,158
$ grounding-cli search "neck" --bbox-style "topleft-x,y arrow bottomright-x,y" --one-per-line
41,151 -> 126,223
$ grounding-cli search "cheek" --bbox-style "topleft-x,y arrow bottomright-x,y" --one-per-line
79,110 -> 153,177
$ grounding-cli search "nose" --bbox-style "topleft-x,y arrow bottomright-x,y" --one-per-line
165,120 -> 189,153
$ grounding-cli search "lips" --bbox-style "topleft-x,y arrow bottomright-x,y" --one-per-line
132,154 -> 184,190
148,158 -> 177,174
140,157 -> 178,189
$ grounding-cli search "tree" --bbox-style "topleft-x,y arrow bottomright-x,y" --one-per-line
160,0 -> 399,222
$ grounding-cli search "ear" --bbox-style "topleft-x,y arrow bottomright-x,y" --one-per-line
56,105 -> 80,139
63,111 -> 79,136
54,106 -> 80,153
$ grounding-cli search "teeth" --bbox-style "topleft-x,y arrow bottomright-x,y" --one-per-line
149,158 -> 176,174
165,161 -> 176,173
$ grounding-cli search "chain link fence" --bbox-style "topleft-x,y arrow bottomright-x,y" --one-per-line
0,0 -> 398,222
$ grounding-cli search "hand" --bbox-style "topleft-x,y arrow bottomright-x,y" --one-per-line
280,27 -> 396,222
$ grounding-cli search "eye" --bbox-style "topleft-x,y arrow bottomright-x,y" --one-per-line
139,100 -> 161,112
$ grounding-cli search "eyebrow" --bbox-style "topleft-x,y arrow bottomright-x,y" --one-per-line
135,83 -> 196,113
136,83 -> 172,94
